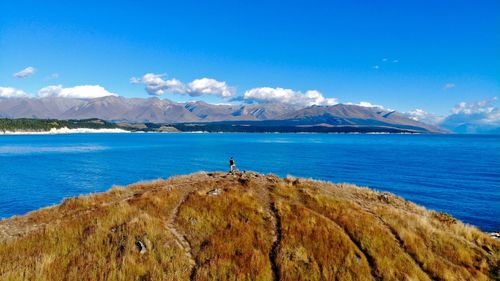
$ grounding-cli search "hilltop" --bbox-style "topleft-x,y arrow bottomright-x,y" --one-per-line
0,172 -> 497,280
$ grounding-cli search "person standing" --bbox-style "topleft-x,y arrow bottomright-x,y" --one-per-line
229,157 -> 236,173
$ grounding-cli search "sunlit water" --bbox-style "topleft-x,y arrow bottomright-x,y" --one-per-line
0,133 -> 498,231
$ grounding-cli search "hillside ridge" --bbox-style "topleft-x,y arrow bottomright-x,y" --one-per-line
0,172 -> 498,280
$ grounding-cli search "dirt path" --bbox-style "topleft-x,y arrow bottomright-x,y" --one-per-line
268,200 -> 282,281
163,181 -> 201,279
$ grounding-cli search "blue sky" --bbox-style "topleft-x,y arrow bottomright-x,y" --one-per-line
1,0 -> 499,116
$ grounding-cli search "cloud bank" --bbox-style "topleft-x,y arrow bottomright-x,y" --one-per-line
14,67 -> 36,78
345,101 -> 386,110
38,85 -> 117,99
445,97 -> 499,124
0,87 -> 28,98
405,98 -> 500,133
438,98 -> 499,133
405,109 -> 444,125
243,87 -> 337,107
131,73 -> 235,98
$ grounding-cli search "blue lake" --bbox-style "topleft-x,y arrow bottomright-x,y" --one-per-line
0,133 -> 499,231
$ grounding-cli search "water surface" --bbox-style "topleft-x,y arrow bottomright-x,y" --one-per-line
0,133 -> 498,231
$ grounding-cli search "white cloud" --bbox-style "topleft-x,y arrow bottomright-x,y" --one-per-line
444,83 -> 456,90
381,58 -> 398,64
45,73 -> 59,80
439,97 -> 499,133
14,66 -> 36,78
131,73 -> 235,98
372,65 -> 380,70
129,76 -> 141,84
187,78 -> 234,98
448,97 -> 499,123
357,101 -> 384,109
451,97 -> 497,115
243,87 -> 337,107
345,101 -> 386,109
38,85 -> 117,99
405,109 -> 444,125
0,87 -> 28,98
131,73 -> 185,95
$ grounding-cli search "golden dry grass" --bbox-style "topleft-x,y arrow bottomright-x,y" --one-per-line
274,199 -> 373,280
0,171 -> 498,281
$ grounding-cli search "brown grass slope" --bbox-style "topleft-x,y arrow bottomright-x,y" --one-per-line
0,172 -> 498,281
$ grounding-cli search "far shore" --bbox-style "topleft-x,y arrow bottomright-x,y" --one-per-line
0,127 -> 130,135
0,127 -> 427,135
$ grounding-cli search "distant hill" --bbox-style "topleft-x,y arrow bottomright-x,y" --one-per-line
174,104 -> 446,133
439,115 -> 500,134
0,172 -> 498,280
273,104 -> 445,133
0,96 -> 296,123
0,97 -> 445,133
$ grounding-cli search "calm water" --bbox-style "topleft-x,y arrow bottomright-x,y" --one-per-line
0,133 -> 498,231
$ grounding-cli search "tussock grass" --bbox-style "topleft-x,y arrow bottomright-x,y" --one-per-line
275,199 -> 373,280
371,205 -> 497,280
0,176 -> 201,280
0,171 -> 498,281
275,178 -> 499,281
175,176 -> 274,280
274,181 -> 431,280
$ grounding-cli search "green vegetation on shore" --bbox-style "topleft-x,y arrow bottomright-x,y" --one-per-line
0,172 -> 498,280
0,118 -> 118,132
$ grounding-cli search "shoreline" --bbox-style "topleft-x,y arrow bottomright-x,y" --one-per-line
0,172 -> 495,234
0,127 -> 130,135
0,128 -> 426,135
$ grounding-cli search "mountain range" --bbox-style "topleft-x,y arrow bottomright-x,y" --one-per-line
0,96 -> 445,133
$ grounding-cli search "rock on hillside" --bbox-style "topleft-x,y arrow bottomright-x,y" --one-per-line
0,172 -> 498,280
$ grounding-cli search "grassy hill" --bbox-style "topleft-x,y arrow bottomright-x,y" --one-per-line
0,172 -> 498,280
